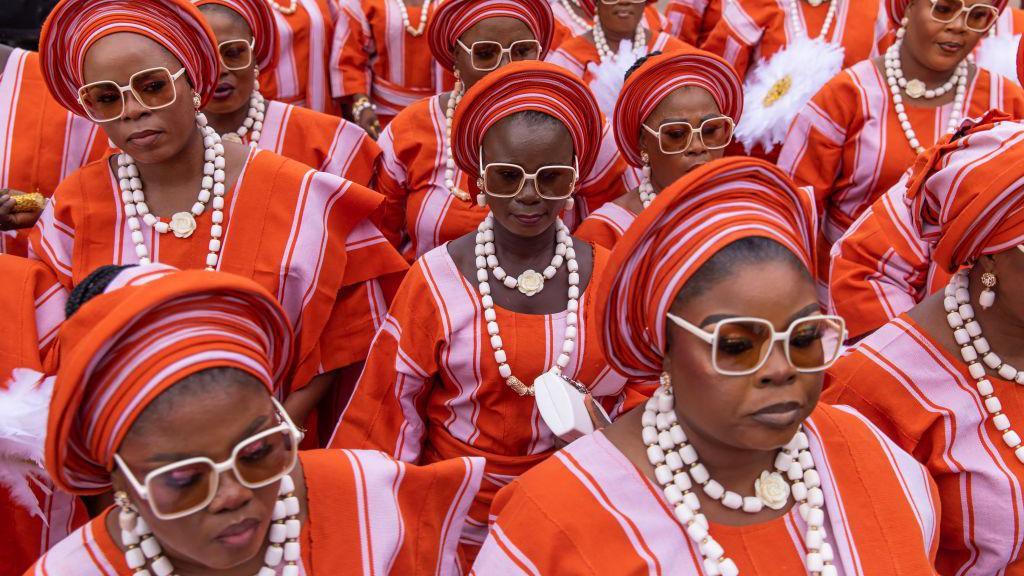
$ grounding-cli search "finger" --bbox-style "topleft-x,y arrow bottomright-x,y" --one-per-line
9,210 -> 42,229
584,394 -> 612,430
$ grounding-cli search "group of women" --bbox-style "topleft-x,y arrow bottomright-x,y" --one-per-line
1,0 -> 1024,574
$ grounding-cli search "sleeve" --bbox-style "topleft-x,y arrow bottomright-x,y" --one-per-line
700,0 -> 769,79
330,0 -> 373,99
544,46 -> 588,80
27,176 -> 79,290
373,123 -> 411,250
574,216 -> 621,251
320,118 -> 383,189
328,262 -> 442,463
571,124 -> 629,228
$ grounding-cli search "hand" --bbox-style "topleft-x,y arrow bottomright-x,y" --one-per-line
0,191 -> 43,231
356,107 -> 382,140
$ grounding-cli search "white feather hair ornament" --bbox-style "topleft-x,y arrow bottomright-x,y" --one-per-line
589,40 -> 640,120
0,368 -> 55,522
735,37 -> 844,154
975,32 -> 1021,83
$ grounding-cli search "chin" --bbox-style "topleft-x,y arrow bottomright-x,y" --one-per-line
205,99 -> 244,115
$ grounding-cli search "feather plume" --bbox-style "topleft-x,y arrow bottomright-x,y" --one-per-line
0,368 -> 55,521
975,33 -> 1021,83
589,40 -> 639,120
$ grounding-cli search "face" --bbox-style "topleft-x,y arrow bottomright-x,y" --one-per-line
200,6 -> 256,115
112,372 -> 283,571
640,86 -> 727,191
664,261 -> 823,452
903,0 -> 992,73
596,1 -> 645,37
481,114 -> 574,238
82,33 -> 199,164
453,17 -> 537,88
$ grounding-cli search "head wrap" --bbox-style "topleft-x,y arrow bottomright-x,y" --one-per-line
579,0 -> 656,16
452,60 -> 604,186
596,158 -> 818,379
194,0 -> 279,73
886,0 -> 1007,26
39,0 -> 220,118
428,0 -> 555,72
902,113 -> 1024,273
46,265 -> 294,495
614,48 -> 743,168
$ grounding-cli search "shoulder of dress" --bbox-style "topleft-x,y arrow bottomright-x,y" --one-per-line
31,517 -> 118,575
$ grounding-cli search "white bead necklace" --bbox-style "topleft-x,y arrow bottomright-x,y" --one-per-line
557,0 -> 593,32
639,163 -> 656,209
475,215 -> 579,396
443,83 -> 470,201
644,383 -> 837,576
943,270 -> 1024,463
883,34 -> 968,154
117,112 -> 227,270
117,475 -> 302,576
592,13 -> 647,63
267,0 -> 298,15
788,0 -> 838,42
221,88 -> 267,147
394,0 -> 432,37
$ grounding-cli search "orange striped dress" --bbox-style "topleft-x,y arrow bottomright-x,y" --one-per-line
375,96 -> 630,260
544,32 -> 688,85
259,0 -> 340,115
330,244 -> 648,559
0,49 -> 107,257
27,449 -> 484,575
331,0 -> 451,123
574,201 -> 635,250
0,256 -> 83,576
28,148 -> 407,389
472,404 -> 940,575
825,316 -> 1024,574
664,0 -> 719,45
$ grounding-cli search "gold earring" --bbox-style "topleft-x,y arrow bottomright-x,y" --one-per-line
659,371 -> 671,391
641,151 -> 650,164
192,92 -> 201,109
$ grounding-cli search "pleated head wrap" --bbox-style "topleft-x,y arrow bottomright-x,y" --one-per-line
428,0 -> 555,72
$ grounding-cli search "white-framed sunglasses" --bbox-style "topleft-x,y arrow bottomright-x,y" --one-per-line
218,37 -> 256,71
927,0 -> 999,32
456,39 -> 542,71
666,313 -> 846,376
478,148 -> 579,200
641,116 -> 735,154
77,67 -> 188,123
113,397 -> 302,520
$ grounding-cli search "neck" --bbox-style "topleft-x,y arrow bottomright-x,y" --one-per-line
135,126 -> 206,189
204,101 -> 252,137
899,39 -> 959,87
600,22 -> 637,46
492,218 -> 559,264
970,268 -> 1024,366
679,410 -> 781,494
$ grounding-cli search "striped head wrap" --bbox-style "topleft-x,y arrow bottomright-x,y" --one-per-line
596,158 -> 818,379
904,113 -> 1024,272
614,48 -> 743,168
579,0 -> 656,16
39,0 -> 220,118
428,0 -> 555,72
451,61 -> 604,187
46,265 -> 294,495
886,0 -> 1007,26
194,0 -> 279,72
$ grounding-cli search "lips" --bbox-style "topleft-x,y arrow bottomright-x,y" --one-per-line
512,213 -> 544,226
936,41 -> 964,55
126,129 -> 162,147
215,517 -> 261,548
749,401 -> 804,428
213,82 -> 236,100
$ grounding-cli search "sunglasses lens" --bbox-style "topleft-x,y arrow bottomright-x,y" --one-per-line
657,123 -> 695,154
484,164 -> 526,197
470,41 -> 504,71
509,41 -> 541,62
234,428 -> 297,486
712,320 -> 773,373
148,461 -> 216,517
700,117 -> 735,149
966,5 -> 997,29
130,69 -> 179,110
220,40 -> 253,70
80,82 -> 124,122
535,166 -> 577,200
930,0 -> 962,21
787,317 -> 843,371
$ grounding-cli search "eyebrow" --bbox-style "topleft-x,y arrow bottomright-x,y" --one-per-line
698,303 -> 822,328
145,414 -> 270,463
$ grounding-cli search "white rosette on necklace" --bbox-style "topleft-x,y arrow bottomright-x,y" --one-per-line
734,37 -> 844,153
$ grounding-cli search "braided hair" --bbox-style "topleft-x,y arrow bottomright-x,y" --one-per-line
65,264 -> 135,319
624,50 -> 662,82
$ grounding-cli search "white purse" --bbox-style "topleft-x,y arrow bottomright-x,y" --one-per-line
533,369 -> 608,442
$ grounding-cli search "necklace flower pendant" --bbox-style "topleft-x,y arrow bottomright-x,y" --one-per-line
754,471 -> 791,510
517,269 -> 545,297
905,79 -> 926,99
169,212 -> 197,239
222,132 -> 243,144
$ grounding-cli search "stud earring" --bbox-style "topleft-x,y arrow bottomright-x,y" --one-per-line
980,272 -> 997,309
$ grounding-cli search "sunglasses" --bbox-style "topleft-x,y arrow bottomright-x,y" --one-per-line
478,149 -> 579,200
642,116 -> 735,154
927,0 -> 999,32
77,67 -> 187,123
456,39 -> 542,71
218,37 -> 255,71
667,313 -> 846,376
598,0 -> 647,4
114,398 -> 301,520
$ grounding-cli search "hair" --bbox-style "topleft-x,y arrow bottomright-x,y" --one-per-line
505,109 -> 565,129
624,50 -> 662,82
130,367 -> 268,436
675,236 -> 811,302
65,264 -> 136,319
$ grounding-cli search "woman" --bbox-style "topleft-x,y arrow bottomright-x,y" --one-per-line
259,0 -> 338,115
701,0 -> 886,156
375,0 -> 626,261
0,44 -> 107,256
197,0 -> 380,187
472,157 -> 940,575
332,0 -> 451,134
576,48 -> 743,249
0,255 -> 79,575
18,264 -> 483,575
779,0 -> 1024,257
547,0 -> 668,47
825,117 -> 1024,574
332,61 -> 648,565
31,0 -> 407,422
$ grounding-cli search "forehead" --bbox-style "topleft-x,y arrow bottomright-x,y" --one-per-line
461,16 -> 534,44
482,114 -> 574,167
676,259 -> 816,326
82,32 -> 183,85
199,5 -> 253,40
646,86 -> 722,124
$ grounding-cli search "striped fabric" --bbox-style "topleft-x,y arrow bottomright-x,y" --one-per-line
826,317 -> 1024,574
0,49 -> 106,257
29,449 -> 485,575
331,0 -> 451,122
663,0 -> 715,45
472,405 -> 939,574
575,201 -> 636,250
426,0 -> 556,73
330,244 -> 646,561
194,0 -> 279,71
544,31 -> 687,86
259,0 -> 339,115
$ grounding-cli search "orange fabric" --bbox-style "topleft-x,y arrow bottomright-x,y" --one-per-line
574,201 -> 636,250
427,0 -> 556,72
545,31 -> 689,85
596,157 -> 817,380
28,149 -> 407,390
664,0 -> 719,45
330,244 -> 647,561
473,405 -> 939,574
27,450 -> 485,575
259,0 -> 340,115
194,0 -> 279,71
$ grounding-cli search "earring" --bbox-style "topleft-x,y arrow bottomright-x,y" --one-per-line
896,17 -> 908,39
659,371 -> 672,391
565,196 -> 575,211
254,67 -> 260,91
192,92 -> 201,109
639,152 -> 656,209
980,272 -> 997,309
476,193 -> 487,207
114,491 -> 139,532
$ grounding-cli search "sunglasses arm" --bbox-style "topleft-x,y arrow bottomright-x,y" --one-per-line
666,313 -> 717,344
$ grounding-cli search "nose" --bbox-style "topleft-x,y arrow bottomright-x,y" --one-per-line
756,341 -> 798,388
516,176 -> 542,204
207,470 -> 255,514
120,90 -> 150,121
685,131 -> 709,156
